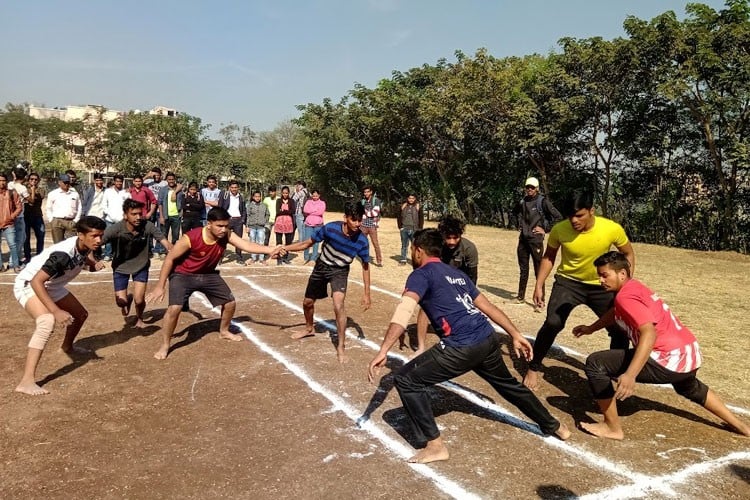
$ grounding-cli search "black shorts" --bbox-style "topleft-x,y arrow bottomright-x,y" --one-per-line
305,262 -> 350,300
169,272 -> 235,308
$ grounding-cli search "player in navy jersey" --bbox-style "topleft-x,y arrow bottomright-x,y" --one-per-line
282,200 -> 371,363
13,216 -> 107,395
368,229 -> 569,463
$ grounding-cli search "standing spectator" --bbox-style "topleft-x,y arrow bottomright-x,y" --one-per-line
523,190 -> 635,391
144,168 -> 168,256
82,173 -> 106,218
200,175 -> 221,225
157,172 -> 184,246
0,172 -> 22,272
293,180 -> 309,242
218,180 -> 247,263
513,177 -> 562,309
274,186 -> 295,265
180,182 -> 205,234
64,169 -> 79,193
23,172 -> 46,264
127,175 -> 157,221
101,174 -> 131,261
361,185 -> 383,267
262,186 -> 278,247
10,166 -> 29,267
245,190 -> 269,265
396,193 -> 423,266
45,174 -> 82,243
302,189 -> 326,265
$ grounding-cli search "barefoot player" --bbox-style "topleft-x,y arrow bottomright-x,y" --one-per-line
146,207 -> 281,359
102,199 -> 173,328
368,229 -> 570,464
281,200 -> 371,364
573,251 -> 750,440
13,216 -> 106,395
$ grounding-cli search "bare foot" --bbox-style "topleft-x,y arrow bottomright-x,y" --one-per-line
580,421 -> 624,440
523,370 -> 540,391
291,328 -> 315,340
219,331 -> 243,342
15,381 -> 49,395
554,421 -> 571,441
134,320 -> 147,329
407,441 -> 450,464
61,344 -> 92,356
336,351 -> 348,364
154,346 -> 169,360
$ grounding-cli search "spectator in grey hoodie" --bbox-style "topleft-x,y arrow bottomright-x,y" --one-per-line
245,190 -> 270,265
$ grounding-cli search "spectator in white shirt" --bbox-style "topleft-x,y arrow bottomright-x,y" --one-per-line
45,174 -> 82,243
102,174 -> 130,260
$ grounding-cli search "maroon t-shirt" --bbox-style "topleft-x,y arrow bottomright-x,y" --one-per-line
174,227 -> 227,274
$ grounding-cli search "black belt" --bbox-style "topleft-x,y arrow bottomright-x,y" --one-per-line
55,217 -> 74,221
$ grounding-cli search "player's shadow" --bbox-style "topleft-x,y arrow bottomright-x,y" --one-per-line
324,317 -> 366,346
167,315 -> 252,356
357,357 -> 403,427
536,485 -> 578,499
479,284 -> 517,301
730,464 -> 750,485
542,365 -> 728,431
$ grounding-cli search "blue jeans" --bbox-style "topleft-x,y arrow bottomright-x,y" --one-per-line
295,213 -> 305,242
164,215 -> 181,244
400,228 -> 415,262
151,211 -> 165,254
24,215 -> 45,263
249,226 -> 265,261
103,220 -> 114,258
0,225 -> 19,269
303,225 -> 322,261
14,216 -> 26,265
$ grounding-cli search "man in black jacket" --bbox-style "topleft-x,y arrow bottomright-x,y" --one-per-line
513,177 -> 561,310
218,180 -> 247,263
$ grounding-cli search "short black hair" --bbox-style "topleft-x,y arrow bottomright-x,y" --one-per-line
206,175 -> 217,182
207,207 -> 231,222
344,200 -> 365,220
252,190 -> 262,197
76,216 -> 106,233
438,216 -> 465,237
188,181 -> 199,189
229,180 -> 239,187
132,174 -> 143,182
151,167 -> 162,175
65,169 -> 77,177
413,229 -> 443,257
268,185 -> 277,192
93,173 -> 104,180
13,166 -> 27,179
594,251 -> 631,277
113,174 -> 124,182
165,172 -> 176,180
123,199 -> 145,212
296,180 -> 307,188
561,190 -> 594,218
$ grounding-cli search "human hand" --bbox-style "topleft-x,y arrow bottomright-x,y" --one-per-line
532,226 -> 546,235
361,295 -> 371,311
93,260 -> 106,271
54,309 -> 75,328
533,287 -> 545,309
572,324 -> 595,338
368,352 -> 388,383
615,373 -> 637,400
512,336 -> 534,361
159,217 -> 165,225
146,287 -> 165,304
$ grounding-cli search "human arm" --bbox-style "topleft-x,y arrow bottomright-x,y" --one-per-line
146,235 -> 191,303
396,203 -> 405,229
614,323 -> 656,400
544,198 -> 563,226
572,308 -> 616,337
228,231 -> 281,257
9,191 -> 22,220
45,192 -> 54,223
464,241 -> 479,284
616,242 -> 636,277
417,203 -> 424,229
145,188 -> 157,219
474,293 -> 533,361
361,261 -> 371,310
533,244 -> 559,308
74,192 -> 82,222
368,291 -> 419,383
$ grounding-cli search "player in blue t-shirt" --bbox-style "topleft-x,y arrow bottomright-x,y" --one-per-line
368,229 -> 570,464
282,200 -> 371,363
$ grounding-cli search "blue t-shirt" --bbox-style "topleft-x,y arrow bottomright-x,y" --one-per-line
405,259 -> 493,348
312,221 -> 370,268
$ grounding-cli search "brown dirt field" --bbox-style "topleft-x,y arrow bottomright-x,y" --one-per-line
1,214 -> 749,499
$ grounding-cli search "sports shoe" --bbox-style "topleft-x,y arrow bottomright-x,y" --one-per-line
513,297 -> 525,304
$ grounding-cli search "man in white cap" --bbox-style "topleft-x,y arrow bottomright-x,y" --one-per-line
513,177 -> 561,310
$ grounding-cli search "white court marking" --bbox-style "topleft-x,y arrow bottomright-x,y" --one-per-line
231,274 -> 750,499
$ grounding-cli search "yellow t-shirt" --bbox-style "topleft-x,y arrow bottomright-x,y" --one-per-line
548,216 -> 629,285
167,190 -> 179,217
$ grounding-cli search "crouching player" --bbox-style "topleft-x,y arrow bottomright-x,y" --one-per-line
368,229 -> 569,464
13,216 -> 106,395
573,251 -> 750,439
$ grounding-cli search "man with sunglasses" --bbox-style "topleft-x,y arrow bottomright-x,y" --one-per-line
23,172 -> 46,263
513,177 -> 561,310
45,174 -> 82,243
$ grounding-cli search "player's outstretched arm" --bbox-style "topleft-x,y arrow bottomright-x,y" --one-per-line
281,238 -> 314,253
368,292 -> 419,383
146,235 -> 190,303
228,231 -> 280,256
474,293 -> 532,361
533,245 -> 558,308
573,308 -> 616,338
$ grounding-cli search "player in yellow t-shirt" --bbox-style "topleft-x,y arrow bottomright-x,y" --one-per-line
523,190 -> 635,391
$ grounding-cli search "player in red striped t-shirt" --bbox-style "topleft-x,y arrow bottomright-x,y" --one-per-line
572,251 -> 750,440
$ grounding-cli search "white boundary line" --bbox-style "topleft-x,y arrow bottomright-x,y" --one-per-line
191,293 -> 482,500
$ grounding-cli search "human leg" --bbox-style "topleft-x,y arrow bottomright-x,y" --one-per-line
369,228 -> 382,265
218,301 -> 242,341
131,268 -> 149,328
113,271 -> 133,317
154,305 -> 182,359
50,218 -> 65,243
516,236 -> 531,300
475,334 -> 567,437
230,218 -> 244,261
4,224 -> 19,269
168,216 -> 181,244
302,225 -> 312,261
414,308 -> 429,356
331,291 -> 348,363
400,228 -> 410,263
524,277 -> 583,389
529,238 -> 545,300
275,232 -> 283,264
54,293 -> 90,354
13,217 -> 25,268
283,232 -> 293,263
15,295 -> 56,395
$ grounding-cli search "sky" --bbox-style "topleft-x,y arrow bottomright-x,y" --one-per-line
0,0 -> 729,133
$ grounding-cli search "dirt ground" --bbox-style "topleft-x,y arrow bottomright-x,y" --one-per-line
1,214 -> 749,499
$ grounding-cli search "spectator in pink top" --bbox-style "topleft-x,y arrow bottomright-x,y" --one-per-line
302,189 -> 326,265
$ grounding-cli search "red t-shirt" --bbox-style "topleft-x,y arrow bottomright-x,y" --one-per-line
174,227 -> 227,274
128,186 -> 157,212
614,279 -> 702,373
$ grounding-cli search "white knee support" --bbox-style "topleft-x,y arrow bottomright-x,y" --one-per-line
28,314 -> 55,350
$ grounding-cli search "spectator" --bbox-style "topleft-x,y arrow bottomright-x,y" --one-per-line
396,193 -> 424,265
262,186 -> 278,247
200,174 -> 221,225
361,185 -> 383,267
245,190 -> 270,265
143,167 -> 168,255
218,180 -> 247,263
23,172 -> 46,264
274,186 -> 295,265
157,172 -> 184,246
10,166 -> 29,268
293,180 -> 309,242
45,174 -> 82,243
101,174 -> 131,261
302,189 -> 326,265
127,174 -> 157,221
0,172 -> 22,272
82,173 -> 106,218
181,182 -> 205,234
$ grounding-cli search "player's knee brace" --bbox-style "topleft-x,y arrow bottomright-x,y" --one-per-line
28,314 -> 55,350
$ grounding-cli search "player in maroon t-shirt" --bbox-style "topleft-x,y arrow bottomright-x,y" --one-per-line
573,251 -> 750,440
146,207 -> 282,360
